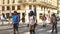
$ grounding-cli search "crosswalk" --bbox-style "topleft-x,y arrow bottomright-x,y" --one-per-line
1,24 -> 60,34
21,24 -> 60,34
8,27 -> 60,34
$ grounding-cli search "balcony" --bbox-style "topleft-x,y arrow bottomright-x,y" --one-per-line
22,0 -> 37,5
36,1 -> 57,9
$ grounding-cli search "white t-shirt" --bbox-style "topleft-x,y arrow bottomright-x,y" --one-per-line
29,15 -> 36,25
1,16 -> 4,20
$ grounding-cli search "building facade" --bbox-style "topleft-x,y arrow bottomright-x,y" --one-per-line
58,0 -> 60,17
0,0 -> 58,24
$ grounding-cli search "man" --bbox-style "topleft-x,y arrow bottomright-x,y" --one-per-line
51,13 -> 57,33
12,11 -> 20,34
22,16 -> 25,23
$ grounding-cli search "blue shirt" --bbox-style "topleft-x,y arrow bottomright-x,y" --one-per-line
13,15 -> 20,25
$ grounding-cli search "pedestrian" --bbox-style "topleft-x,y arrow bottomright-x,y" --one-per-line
51,13 -> 57,33
29,11 -> 36,34
12,11 -> 20,34
41,14 -> 47,27
1,14 -> 5,25
22,16 -> 25,23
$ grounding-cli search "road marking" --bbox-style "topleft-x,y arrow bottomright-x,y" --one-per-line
36,28 -> 46,32
57,25 -> 60,27
46,30 -> 52,32
24,32 -> 30,34
9,29 -> 13,32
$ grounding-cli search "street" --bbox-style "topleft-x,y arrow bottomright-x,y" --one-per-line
0,24 -> 60,34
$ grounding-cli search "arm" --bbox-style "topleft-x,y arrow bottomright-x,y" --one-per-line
12,16 -> 14,25
18,15 -> 22,22
18,18 -> 22,22
55,17 -> 57,23
50,16 -> 53,23
12,19 -> 14,25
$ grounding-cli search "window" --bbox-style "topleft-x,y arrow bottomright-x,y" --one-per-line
2,13 -> 5,18
39,13 -> 43,19
12,0 -> 15,3
44,7 -> 45,11
33,5 -> 36,10
2,0 -> 5,4
29,5 -> 32,9
2,6 -> 5,11
24,0 -> 26,2
41,6 -> 43,11
33,0 -> 36,2
6,13 -> 9,18
12,6 -> 15,10
17,5 -> 21,10
7,0 -> 9,4
18,0 -> 22,3
7,6 -> 10,10
29,0 -> 32,2
17,13 -> 20,16
12,13 -> 14,16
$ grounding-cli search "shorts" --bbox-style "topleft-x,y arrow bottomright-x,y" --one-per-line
29,25 -> 35,30
13,24 -> 18,31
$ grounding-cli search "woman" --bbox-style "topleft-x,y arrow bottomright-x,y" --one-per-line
29,11 -> 36,34
42,14 -> 47,27
1,14 -> 5,25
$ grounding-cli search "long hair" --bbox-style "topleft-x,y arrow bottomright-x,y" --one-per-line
52,13 -> 56,17
29,11 -> 34,16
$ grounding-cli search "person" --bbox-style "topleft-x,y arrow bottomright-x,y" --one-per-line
22,16 -> 25,23
41,14 -> 47,27
51,13 -> 57,33
29,11 -> 36,34
12,11 -> 20,34
1,14 -> 5,25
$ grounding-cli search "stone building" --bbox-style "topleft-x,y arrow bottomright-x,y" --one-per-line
0,0 -> 58,24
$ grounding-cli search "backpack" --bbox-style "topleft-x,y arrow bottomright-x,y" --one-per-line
52,16 -> 57,23
33,16 -> 35,21
42,16 -> 46,20
16,15 -> 20,22
33,16 -> 37,27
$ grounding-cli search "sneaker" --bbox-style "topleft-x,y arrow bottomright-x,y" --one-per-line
43,25 -> 46,27
51,31 -> 53,33
55,31 -> 57,33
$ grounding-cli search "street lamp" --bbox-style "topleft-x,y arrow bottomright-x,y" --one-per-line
34,5 -> 36,16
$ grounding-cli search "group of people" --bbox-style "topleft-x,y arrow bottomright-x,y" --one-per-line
12,10 -> 57,34
12,11 -> 37,34
41,13 -> 57,33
